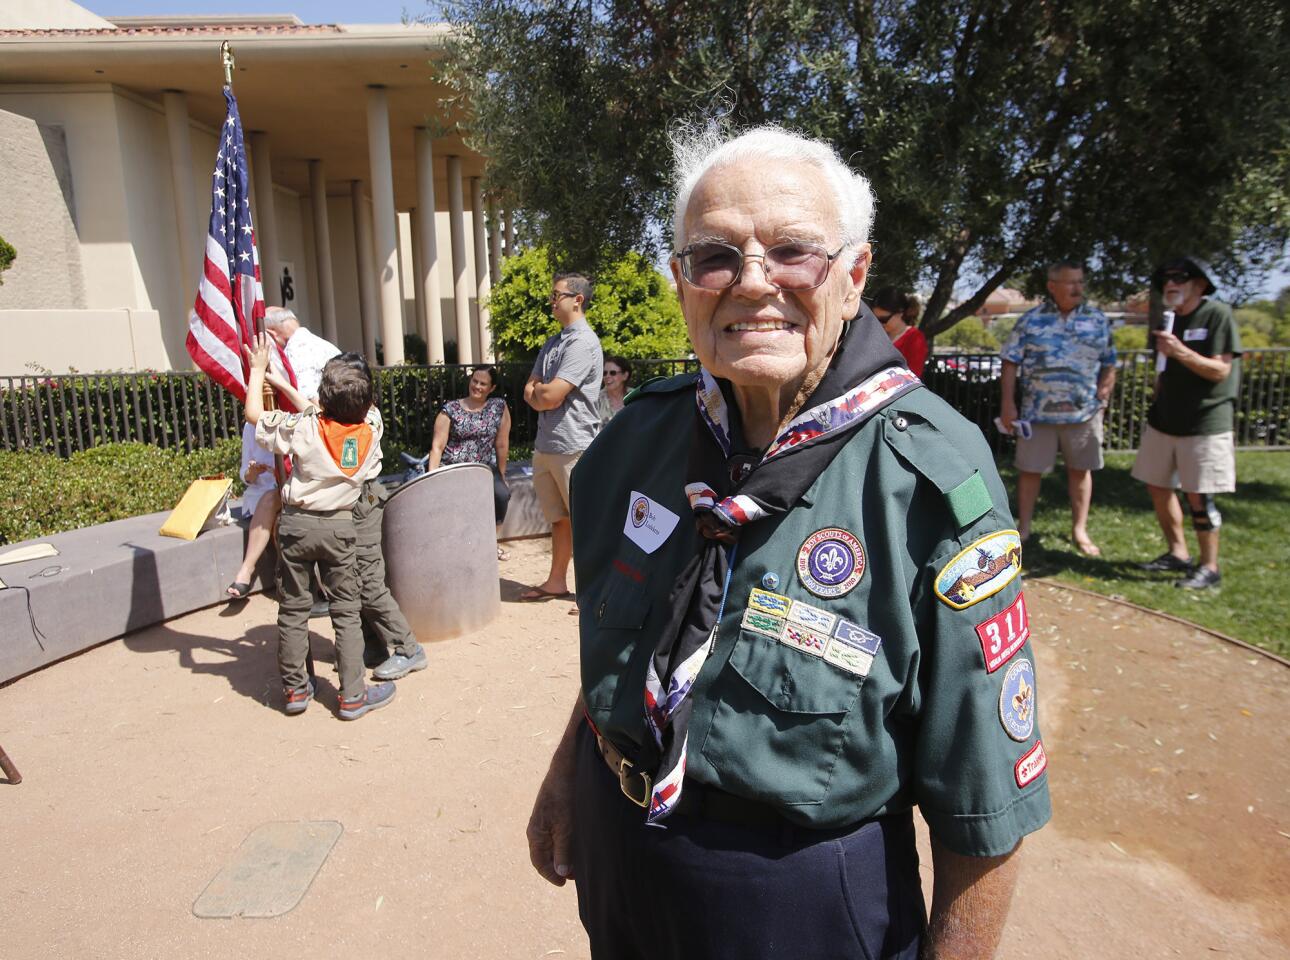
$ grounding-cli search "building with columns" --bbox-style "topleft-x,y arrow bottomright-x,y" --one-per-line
0,1 -> 515,372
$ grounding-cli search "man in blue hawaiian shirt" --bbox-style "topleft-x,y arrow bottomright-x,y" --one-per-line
1000,261 -> 1117,554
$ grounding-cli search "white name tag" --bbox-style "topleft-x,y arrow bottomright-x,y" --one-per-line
1183,327 -> 1208,342
623,491 -> 680,554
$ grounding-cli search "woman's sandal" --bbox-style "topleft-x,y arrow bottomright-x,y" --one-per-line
497,545 -> 510,561
225,581 -> 252,600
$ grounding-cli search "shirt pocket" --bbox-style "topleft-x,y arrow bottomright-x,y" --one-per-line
700,625 -> 865,806
580,562 -> 654,713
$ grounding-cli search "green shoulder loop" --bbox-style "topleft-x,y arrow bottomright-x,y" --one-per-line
880,397 -> 994,530
624,371 -> 696,406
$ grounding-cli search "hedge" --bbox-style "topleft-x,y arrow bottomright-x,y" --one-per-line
0,439 -> 242,546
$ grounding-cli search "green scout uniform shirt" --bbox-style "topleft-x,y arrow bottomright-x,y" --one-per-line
573,375 -> 1052,857
1148,299 -> 1243,437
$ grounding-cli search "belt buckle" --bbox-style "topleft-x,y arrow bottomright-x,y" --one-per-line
617,756 -> 651,808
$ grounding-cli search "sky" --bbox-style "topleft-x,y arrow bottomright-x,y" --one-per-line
84,2 -> 1290,300
86,1 -> 429,23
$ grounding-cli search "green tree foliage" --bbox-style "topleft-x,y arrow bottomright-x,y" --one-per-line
0,233 -> 15,284
488,246 -> 690,360
937,315 -> 998,350
435,0 -> 1290,334
1112,324 -> 1149,354
1235,299 -> 1290,348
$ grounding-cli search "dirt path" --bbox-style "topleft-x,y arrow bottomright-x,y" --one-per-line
0,541 -> 1286,958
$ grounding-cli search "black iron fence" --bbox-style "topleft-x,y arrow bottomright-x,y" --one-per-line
4,350 -> 1286,457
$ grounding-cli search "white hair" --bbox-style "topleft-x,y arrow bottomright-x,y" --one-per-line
670,124 -> 876,267
263,306 -> 298,329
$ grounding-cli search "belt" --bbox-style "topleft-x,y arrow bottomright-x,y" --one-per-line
592,728 -> 653,808
281,504 -> 354,518
590,726 -> 789,830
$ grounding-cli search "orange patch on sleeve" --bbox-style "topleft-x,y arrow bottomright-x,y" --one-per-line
319,419 -> 373,476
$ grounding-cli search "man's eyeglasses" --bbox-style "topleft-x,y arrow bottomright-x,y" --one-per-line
675,241 -> 847,291
1161,271 -> 1194,284
550,291 -> 578,303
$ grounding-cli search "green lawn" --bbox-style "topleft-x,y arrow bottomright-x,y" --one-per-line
1000,451 -> 1290,658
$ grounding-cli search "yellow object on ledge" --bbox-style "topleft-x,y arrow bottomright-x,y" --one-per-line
160,476 -> 234,540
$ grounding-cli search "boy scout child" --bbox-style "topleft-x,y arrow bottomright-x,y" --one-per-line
320,358 -> 427,681
244,334 -> 397,719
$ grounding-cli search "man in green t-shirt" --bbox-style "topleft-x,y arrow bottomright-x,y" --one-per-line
1131,256 -> 1242,589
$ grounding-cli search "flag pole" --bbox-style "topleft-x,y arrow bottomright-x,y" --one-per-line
223,40 -> 285,483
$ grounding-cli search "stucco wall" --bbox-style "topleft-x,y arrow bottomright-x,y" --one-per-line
0,87 -> 142,317
0,109 -> 86,312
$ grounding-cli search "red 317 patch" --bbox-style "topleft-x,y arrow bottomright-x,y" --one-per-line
1014,739 -> 1047,788
975,592 -> 1029,673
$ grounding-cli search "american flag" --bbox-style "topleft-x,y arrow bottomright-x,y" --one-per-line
186,88 -> 296,403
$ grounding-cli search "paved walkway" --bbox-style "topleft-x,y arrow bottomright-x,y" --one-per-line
1,539 -> 1286,958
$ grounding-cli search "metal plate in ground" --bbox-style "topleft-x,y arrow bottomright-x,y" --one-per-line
193,820 -> 343,919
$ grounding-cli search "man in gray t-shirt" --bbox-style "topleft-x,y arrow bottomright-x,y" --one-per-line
520,272 -> 604,602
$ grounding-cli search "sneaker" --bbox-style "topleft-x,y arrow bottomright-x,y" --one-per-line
1176,566 -> 1221,590
338,681 -> 397,720
284,681 -> 314,716
372,647 -> 428,681
1139,552 -> 1195,573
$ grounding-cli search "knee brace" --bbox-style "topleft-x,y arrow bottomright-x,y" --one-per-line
1190,495 -> 1221,531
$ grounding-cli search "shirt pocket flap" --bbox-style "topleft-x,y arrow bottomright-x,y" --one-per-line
728,631 -> 862,715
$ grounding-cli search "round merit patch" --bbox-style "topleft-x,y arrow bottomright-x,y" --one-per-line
631,496 -> 649,528
796,528 -> 865,598
999,658 -> 1036,741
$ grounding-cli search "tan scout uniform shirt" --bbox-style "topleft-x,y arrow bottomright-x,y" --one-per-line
255,406 -> 384,511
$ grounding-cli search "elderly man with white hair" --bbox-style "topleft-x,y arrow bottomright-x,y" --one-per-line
262,305 -> 341,401
526,126 -> 1050,958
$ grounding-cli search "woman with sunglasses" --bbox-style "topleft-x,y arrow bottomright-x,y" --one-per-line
596,356 -> 632,426
428,365 -> 513,560
868,286 -> 928,377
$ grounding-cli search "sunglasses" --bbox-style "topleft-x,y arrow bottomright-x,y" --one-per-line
550,291 -> 578,303
1161,271 -> 1195,284
675,241 -> 846,291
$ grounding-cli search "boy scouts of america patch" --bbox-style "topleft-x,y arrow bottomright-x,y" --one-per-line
934,530 -> 1023,609
998,658 -> 1036,741
341,437 -> 359,469
796,528 -> 865,598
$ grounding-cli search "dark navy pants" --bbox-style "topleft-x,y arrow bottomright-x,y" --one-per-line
572,724 -> 926,960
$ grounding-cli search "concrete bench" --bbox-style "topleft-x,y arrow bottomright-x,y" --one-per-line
0,461 -> 528,685
0,508 -> 272,685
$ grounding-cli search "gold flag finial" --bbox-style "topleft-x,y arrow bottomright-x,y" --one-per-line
221,41 -> 235,89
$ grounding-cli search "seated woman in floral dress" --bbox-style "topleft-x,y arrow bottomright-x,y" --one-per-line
428,365 -> 513,559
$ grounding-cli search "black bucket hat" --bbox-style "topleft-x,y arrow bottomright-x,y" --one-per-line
1151,255 -> 1217,296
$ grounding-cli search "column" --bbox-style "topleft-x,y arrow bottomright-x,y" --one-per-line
162,91 -> 200,297
470,177 -> 494,362
247,132 -> 281,307
415,128 -> 445,363
308,160 -> 338,344
487,196 -> 502,286
365,85 -> 404,365
447,155 -> 473,364
351,181 -> 380,363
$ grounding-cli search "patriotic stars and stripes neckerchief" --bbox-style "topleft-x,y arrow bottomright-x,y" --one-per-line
642,320 -> 921,824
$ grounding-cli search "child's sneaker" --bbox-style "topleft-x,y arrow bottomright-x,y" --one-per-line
338,681 -> 397,720
284,681 -> 314,716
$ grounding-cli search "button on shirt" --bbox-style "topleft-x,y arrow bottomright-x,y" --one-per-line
1000,303 -> 1116,424
531,318 -> 603,455
285,327 -> 342,401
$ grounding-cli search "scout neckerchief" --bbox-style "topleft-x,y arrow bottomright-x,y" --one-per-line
642,307 -> 922,824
